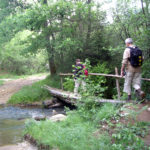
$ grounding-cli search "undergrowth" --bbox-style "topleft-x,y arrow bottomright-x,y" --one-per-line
8,75 -> 60,104
24,98 -> 150,150
24,104 -> 115,150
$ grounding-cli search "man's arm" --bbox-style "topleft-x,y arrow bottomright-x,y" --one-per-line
120,48 -> 130,77
121,64 -> 125,77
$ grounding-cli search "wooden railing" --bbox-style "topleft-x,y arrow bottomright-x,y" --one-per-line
59,67 -> 150,100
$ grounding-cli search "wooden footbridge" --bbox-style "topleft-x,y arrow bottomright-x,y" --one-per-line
44,85 -> 128,105
44,68 -> 150,105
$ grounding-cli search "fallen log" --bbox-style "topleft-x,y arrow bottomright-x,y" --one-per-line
96,99 -> 128,104
44,86 -> 136,104
43,85 -> 81,104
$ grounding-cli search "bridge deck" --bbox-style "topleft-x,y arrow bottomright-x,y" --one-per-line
44,86 -> 131,104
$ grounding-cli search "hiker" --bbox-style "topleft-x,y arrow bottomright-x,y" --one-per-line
121,38 -> 145,101
73,59 -> 87,95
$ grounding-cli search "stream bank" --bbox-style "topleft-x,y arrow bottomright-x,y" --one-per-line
0,105 -> 64,149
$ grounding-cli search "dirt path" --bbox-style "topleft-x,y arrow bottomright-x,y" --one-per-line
0,75 -> 47,105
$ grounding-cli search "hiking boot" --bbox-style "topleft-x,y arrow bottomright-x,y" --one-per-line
127,95 -> 131,101
136,89 -> 145,99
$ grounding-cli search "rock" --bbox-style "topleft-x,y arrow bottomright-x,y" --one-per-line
34,115 -> 46,121
52,110 -> 58,115
43,98 -> 64,109
48,114 -> 67,122
147,107 -> 150,112
42,100 -> 54,108
48,102 -> 64,108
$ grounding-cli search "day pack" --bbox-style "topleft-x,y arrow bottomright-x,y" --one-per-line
83,65 -> 88,76
128,47 -> 143,67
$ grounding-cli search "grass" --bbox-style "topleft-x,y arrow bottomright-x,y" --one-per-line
8,75 -> 60,104
0,80 -> 4,86
0,72 -> 27,79
24,102 -> 150,150
0,72 -> 48,79
24,108 -> 112,150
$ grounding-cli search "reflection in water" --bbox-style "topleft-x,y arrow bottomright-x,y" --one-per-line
0,106 -> 64,146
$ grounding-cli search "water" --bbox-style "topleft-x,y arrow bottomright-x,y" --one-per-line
0,106 -> 64,146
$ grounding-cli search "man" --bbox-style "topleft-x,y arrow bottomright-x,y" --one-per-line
73,59 -> 86,95
121,38 -> 145,101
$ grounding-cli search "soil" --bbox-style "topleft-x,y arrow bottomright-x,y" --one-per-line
0,75 -> 46,105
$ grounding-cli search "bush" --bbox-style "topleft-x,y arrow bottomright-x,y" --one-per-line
86,63 -> 110,97
63,77 -> 74,92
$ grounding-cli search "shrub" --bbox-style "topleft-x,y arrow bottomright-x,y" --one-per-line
63,77 -> 74,92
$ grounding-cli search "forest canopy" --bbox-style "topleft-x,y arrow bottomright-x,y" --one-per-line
0,0 -> 149,76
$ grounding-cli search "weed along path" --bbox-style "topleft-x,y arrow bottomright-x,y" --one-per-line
0,74 -> 47,105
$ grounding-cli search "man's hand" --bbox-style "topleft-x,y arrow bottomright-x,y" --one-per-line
121,64 -> 125,77
121,70 -> 124,77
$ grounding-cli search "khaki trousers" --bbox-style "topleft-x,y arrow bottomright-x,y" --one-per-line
74,79 -> 86,94
123,71 -> 141,95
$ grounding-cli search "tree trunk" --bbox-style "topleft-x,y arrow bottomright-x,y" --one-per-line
85,0 -> 92,50
140,0 -> 148,28
43,0 -> 56,76
49,59 -> 56,76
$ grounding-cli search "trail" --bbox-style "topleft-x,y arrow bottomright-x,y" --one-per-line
0,74 -> 47,105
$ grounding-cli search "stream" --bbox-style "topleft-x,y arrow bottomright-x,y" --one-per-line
0,105 -> 64,147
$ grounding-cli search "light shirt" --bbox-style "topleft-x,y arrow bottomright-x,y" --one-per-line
122,45 -> 141,73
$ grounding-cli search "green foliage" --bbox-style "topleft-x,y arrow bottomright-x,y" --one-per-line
89,63 -> 109,84
24,105 -> 114,150
8,75 -> 60,104
0,30 -> 47,75
63,77 -> 74,92
112,122 -> 150,150
94,103 -> 118,124
85,63 -> 110,97
25,99 -> 150,149
0,80 -> 4,86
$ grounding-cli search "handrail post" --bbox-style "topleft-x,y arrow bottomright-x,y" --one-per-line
60,73 -> 64,90
115,67 -> 121,100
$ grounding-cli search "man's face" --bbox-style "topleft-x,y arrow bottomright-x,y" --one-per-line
126,43 -> 129,47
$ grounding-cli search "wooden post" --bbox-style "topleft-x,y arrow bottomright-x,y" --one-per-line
60,76 -> 64,90
115,67 -> 121,100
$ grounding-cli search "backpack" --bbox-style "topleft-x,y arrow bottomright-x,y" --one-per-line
128,47 -> 143,67
83,65 -> 88,76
